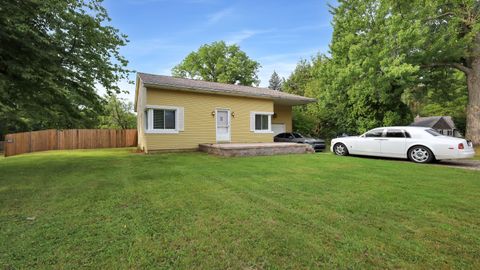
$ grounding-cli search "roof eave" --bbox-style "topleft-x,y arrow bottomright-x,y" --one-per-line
143,83 -> 316,105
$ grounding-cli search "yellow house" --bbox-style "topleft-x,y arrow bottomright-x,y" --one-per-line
134,73 -> 316,153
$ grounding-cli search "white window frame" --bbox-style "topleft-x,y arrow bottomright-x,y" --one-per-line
145,105 -> 180,134
251,111 -> 274,134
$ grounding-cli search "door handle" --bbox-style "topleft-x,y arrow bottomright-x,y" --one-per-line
374,138 -> 388,140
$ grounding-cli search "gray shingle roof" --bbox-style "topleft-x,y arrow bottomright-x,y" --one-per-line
137,73 -> 316,105
410,116 -> 456,129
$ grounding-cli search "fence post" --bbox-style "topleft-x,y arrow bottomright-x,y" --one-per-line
28,132 -> 32,154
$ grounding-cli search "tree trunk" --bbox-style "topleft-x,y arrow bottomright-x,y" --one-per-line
466,58 -> 480,145
466,31 -> 480,145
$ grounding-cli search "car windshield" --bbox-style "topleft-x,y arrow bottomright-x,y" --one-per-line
425,129 -> 443,136
292,133 -> 303,138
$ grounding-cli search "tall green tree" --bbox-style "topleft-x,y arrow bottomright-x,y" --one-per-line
395,0 -> 480,143
98,95 -> 136,129
268,71 -> 283,90
172,41 -> 260,86
286,0 -> 479,142
0,0 -> 130,137
327,0 -> 480,142
283,55 -> 340,138
282,59 -> 313,97
402,69 -> 468,134
327,0 -> 416,133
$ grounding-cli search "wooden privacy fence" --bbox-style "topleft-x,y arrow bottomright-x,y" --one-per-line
4,129 -> 137,157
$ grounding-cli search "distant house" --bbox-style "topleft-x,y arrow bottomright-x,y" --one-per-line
410,115 -> 461,137
134,73 -> 316,153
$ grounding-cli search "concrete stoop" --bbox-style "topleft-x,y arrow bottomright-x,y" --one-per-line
199,142 -> 314,157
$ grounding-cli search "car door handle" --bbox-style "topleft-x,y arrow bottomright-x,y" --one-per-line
374,138 -> 388,141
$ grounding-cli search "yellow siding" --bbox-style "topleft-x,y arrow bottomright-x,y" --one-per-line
272,104 -> 293,132
143,88 -> 274,151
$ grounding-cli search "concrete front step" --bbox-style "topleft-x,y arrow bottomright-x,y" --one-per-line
199,142 -> 314,157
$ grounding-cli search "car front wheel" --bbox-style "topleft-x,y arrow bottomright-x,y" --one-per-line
333,143 -> 349,156
408,146 -> 434,163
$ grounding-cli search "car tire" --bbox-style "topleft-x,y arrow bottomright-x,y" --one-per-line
333,143 -> 349,156
408,145 -> 434,163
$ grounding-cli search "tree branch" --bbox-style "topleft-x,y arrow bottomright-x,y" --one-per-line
426,12 -> 454,21
421,62 -> 472,74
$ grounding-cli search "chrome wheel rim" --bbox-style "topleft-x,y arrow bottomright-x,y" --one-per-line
335,144 -> 346,155
411,147 -> 429,162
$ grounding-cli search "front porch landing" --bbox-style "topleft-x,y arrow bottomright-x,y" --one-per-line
199,142 -> 314,157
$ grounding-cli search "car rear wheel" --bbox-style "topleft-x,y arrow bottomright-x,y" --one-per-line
408,146 -> 434,163
333,143 -> 349,156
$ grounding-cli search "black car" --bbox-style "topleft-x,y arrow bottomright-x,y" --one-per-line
274,132 -> 326,151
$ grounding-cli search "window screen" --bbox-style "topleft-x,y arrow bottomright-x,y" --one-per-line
153,109 -> 176,130
255,114 -> 269,130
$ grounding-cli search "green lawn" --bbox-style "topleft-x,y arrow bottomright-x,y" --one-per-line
1,149 -> 479,269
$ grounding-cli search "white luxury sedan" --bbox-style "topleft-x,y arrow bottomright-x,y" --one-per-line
330,127 -> 475,163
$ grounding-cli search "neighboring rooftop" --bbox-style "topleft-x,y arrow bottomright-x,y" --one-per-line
410,116 -> 456,129
136,73 -> 316,106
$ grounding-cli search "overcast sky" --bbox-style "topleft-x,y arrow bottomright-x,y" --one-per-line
103,0 -> 334,102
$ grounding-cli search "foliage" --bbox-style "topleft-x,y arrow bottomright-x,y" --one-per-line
0,0 -> 131,138
282,59 -> 313,97
98,95 -> 136,129
402,69 -> 468,134
391,0 -> 480,142
291,109 -> 316,136
268,71 -> 283,90
2,149 -> 480,268
172,41 -> 260,86
285,0 -> 479,140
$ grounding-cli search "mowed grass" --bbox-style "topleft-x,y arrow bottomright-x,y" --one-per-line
1,149 -> 479,269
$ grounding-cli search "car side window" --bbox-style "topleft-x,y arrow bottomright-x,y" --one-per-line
404,131 -> 411,138
287,133 -> 294,139
386,129 -> 405,138
365,129 -> 384,137
292,133 -> 303,138
276,133 -> 285,138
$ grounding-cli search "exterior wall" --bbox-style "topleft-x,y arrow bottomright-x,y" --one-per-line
136,81 -> 147,151
272,104 -> 293,132
143,87 -> 274,151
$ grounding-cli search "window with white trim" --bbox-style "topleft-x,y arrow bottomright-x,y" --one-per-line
250,112 -> 273,133
145,106 -> 184,133
255,114 -> 269,130
153,109 -> 176,129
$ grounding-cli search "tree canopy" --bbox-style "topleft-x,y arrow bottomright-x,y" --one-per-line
172,41 -> 261,86
98,95 -> 136,129
0,0 -> 130,137
284,0 -> 480,143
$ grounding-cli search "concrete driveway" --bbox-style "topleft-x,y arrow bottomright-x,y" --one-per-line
435,160 -> 480,171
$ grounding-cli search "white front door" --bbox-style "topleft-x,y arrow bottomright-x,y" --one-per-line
216,109 -> 230,142
272,124 -> 286,136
